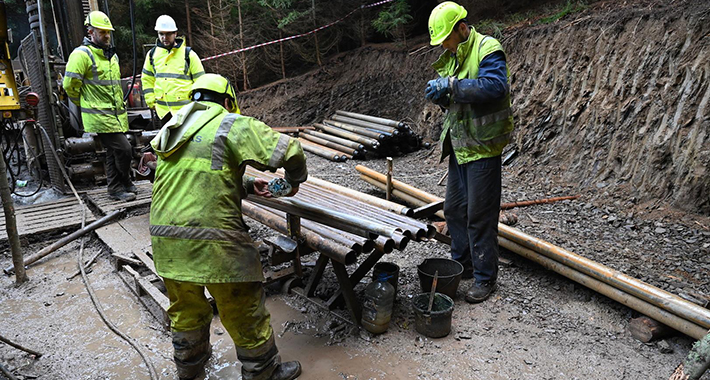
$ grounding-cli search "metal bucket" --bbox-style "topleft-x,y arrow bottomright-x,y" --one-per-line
413,292 -> 454,338
417,258 -> 463,299
372,261 -> 400,295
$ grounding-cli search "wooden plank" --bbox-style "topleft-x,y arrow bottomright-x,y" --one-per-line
119,265 -> 169,329
0,197 -> 96,241
85,181 -> 153,214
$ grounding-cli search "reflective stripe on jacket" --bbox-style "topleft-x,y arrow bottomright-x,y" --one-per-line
432,28 -> 514,164
142,37 -> 205,118
62,38 -> 128,133
149,101 -> 308,283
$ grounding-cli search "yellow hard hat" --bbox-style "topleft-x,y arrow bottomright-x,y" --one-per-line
428,2 -> 467,46
191,73 -> 240,114
85,11 -> 114,31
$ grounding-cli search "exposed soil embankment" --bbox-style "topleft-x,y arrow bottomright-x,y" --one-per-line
240,0 -> 710,215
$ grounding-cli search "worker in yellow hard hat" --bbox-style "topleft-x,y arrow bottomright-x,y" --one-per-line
425,1 -> 514,303
148,73 -> 306,380
142,15 -> 208,120
63,11 -> 137,202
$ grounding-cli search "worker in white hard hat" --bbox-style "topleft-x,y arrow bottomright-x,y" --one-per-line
141,15 -> 206,119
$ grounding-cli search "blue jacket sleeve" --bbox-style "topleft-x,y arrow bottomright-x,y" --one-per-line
450,51 -> 509,104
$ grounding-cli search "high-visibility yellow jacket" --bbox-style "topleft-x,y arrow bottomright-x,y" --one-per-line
149,101 -> 308,283
141,37 -> 205,118
63,38 -> 128,133
432,28 -> 514,164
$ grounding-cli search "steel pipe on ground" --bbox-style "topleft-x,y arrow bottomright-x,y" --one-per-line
331,115 -> 399,135
243,202 -> 357,265
297,138 -> 343,162
324,120 -> 387,141
302,130 -> 365,151
499,224 -> 710,330
314,123 -> 380,148
499,236 -> 708,340
335,110 -> 404,128
300,133 -> 359,156
356,167 -> 710,334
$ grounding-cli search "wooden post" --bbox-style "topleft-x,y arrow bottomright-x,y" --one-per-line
386,157 -> 393,201
0,152 -> 28,283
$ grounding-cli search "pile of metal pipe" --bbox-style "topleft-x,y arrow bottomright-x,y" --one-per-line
242,167 -> 435,266
357,165 -> 710,340
297,111 -> 422,162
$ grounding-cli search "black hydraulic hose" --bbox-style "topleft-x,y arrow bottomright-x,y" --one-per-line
123,0 -> 138,103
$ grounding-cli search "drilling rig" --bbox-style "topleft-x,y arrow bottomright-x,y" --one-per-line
2,0 -> 155,195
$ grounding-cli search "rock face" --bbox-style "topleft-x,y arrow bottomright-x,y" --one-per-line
240,0 -> 709,215
504,1 -> 710,215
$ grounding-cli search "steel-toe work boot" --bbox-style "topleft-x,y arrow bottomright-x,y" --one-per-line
465,281 -> 497,303
125,182 -> 138,194
108,191 -> 136,202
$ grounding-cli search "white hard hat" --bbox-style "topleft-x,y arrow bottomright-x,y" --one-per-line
155,15 -> 178,32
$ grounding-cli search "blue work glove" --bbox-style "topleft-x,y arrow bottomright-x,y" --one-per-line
425,77 -> 451,102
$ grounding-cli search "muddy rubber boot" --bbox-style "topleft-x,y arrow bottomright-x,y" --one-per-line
270,361 -> 302,380
173,324 -> 212,380
238,335 -> 280,380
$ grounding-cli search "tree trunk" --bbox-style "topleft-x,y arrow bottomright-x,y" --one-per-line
237,0 -> 249,90
0,153 -> 28,284
279,29 -> 286,79
312,0 -> 321,66
185,0 -> 193,46
360,7 -> 365,46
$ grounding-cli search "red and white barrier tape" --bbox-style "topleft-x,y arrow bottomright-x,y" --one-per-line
123,0 -> 394,80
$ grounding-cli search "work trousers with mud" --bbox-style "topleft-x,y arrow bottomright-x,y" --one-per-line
443,154 -> 501,284
97,133 -> 133,194
163,279 -> 280,380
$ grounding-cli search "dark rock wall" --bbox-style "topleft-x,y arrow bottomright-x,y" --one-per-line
239,1 -> 709,215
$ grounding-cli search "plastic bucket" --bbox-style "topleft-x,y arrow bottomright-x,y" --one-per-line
412,292 -> 454,338
372,262 -> 400,294
417,258 -> 463,299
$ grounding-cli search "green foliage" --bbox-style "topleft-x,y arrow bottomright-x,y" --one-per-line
539,1 -> 587,24
476,19 -> 506,40
371,0 -> 412,39
258,0 -> 309,30
278,9 -> 311,29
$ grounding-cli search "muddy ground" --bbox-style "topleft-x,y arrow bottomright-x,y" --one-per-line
2,0 -> 710,379
1,147 -> 709,379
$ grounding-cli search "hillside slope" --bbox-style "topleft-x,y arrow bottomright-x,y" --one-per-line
240,0 -> 709,215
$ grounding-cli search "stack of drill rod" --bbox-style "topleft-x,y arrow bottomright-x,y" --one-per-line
243,167 -> 435,265
297,110 -> 421,162
357,166 -> 710,340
